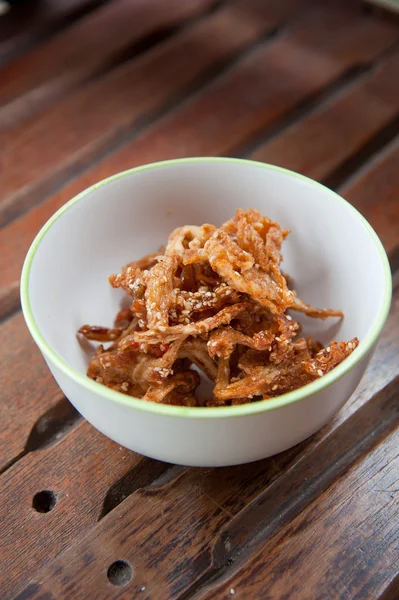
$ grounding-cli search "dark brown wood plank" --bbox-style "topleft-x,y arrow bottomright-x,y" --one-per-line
0,0 -> 106,63
0,0 -> 309,227
0,421 -> 163,600
249,50 -> 399,183
0,313 -> 67,472
197,428 -> 399,600
0,0 -> 216,127
340,136 -> 399,268
9,280 -> 399,599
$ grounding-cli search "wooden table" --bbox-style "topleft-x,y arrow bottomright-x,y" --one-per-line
0,1 -> 398,598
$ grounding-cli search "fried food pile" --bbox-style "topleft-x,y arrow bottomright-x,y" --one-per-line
78,209 -> 358,407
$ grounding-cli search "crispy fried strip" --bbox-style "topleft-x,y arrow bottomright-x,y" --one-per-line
179,338 -> 218,381
109,267 -> 145,297
145,255 -> 179,329
205,232 -> 293,314
214,365 -> 279,401
78,325 -> 125,342
144,370 -> 200,403
291,292 -> 343,319
165,225 -> 203,257
303,338 -> 359,376
213,357 -> 231,403
128,302 -> 253,346
207,326 -> 273,359
146,337 -> 188,384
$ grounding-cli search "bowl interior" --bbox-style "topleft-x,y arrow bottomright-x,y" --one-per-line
26,160 -> 389,388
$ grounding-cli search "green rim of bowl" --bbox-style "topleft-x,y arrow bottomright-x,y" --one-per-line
20,158 -> 392,419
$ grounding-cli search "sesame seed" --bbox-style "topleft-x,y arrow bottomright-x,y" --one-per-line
225,290 -> 231,296
158,326 -> 167,332
286,315 -> 292,321
230,589 -> 236,596
317,369 -> 323,377
326,346 -> 331,352
272,384 -> 278,391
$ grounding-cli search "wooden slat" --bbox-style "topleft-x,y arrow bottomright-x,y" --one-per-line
0,313 -> 67,472
197,429 -> 399,599
340,136 -> 399,264
1,1 -> 398,229
249,51 -> 399,183
0,421 -> 162,600
0,0 -> 105,62
0,0 -> 309,226
0,0 -> 216,127
9,281 -> 399,599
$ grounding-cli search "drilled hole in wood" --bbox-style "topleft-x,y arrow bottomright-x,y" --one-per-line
32,490 -> 56,513
107,560 -> 132,587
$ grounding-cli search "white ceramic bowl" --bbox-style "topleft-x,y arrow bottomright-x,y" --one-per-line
21,158 -> 391,467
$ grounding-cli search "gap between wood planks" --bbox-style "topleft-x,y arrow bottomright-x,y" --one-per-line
0,0 -> 110,67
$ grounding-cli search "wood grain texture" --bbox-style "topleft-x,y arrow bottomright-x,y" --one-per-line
0,0 -> 308,228
197,428 -> 399,600
1,0 -> 398,230
0,0 -> 105,62
9,281 -> 399,599
340,136 -> 399,263
0,0 -> 216,127
250,50 -> 399,183
0,313 -> 67,472
0,421 -> 163,600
